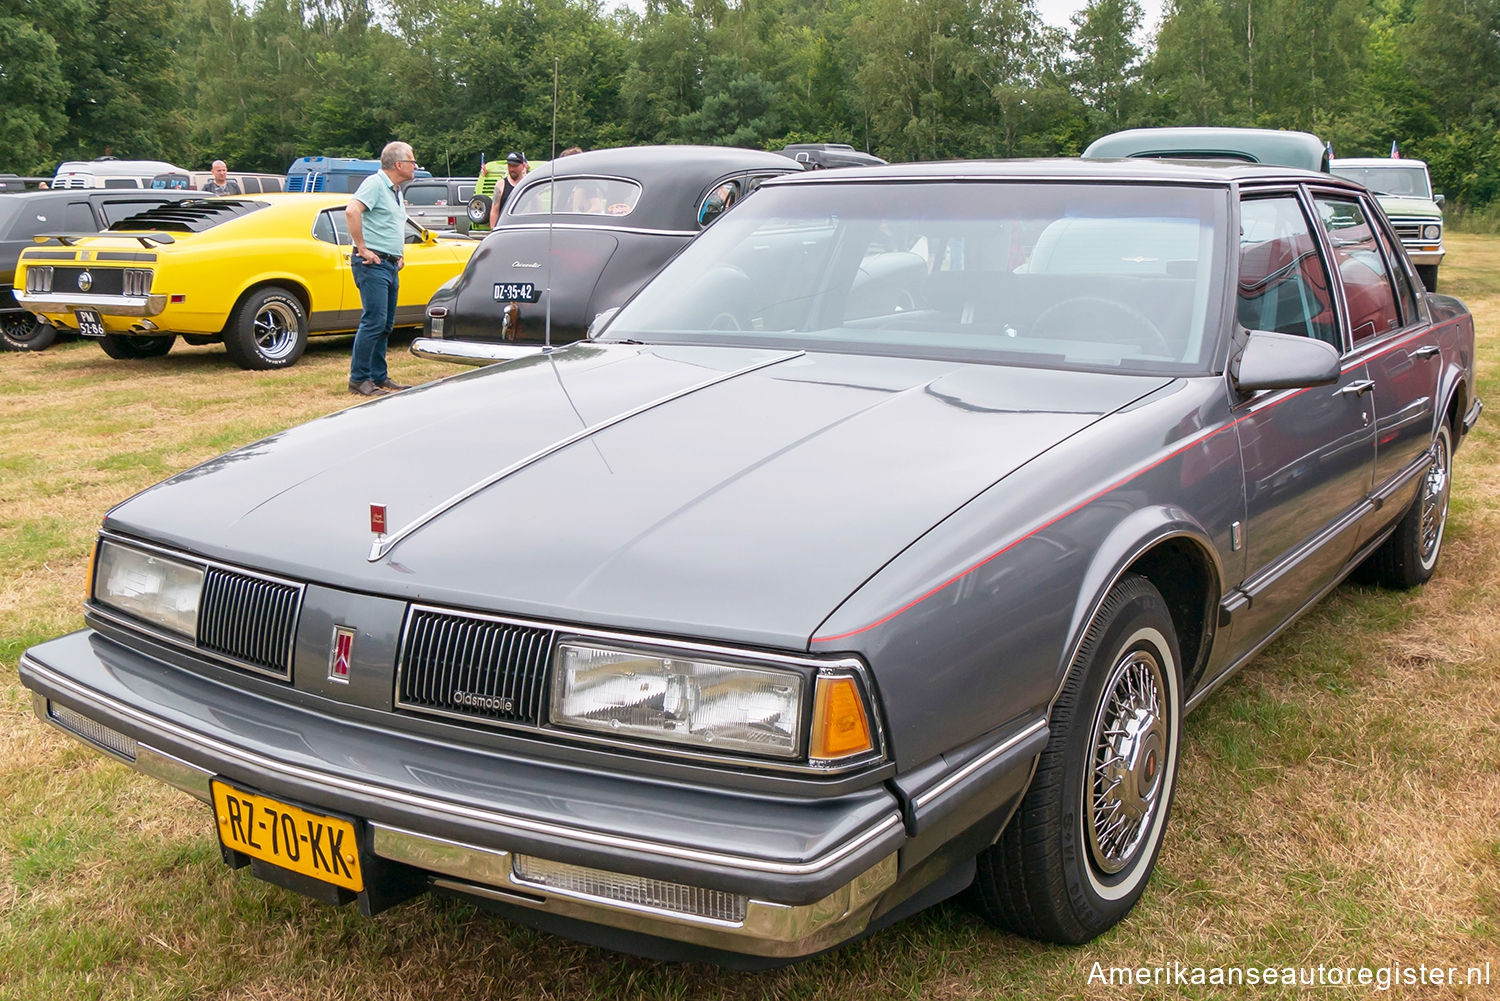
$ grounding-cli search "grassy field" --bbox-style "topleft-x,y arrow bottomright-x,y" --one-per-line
3,245 -> 1499,999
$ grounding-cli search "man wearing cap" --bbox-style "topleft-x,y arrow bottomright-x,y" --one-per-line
345,140 -> 418,396
488,151 -> 529,229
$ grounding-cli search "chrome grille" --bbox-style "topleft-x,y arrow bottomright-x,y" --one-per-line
397,608 -> 554,726
197,566 -> 300,679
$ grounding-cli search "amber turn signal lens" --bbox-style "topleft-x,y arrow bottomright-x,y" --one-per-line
810,675 -> 874,761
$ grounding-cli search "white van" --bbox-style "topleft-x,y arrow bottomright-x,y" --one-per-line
52,158 -> 191,190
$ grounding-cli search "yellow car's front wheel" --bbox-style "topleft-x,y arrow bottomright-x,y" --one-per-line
225,287 -> 308,370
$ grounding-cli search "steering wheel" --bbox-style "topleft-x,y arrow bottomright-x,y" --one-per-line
1031,296 -> 1172,356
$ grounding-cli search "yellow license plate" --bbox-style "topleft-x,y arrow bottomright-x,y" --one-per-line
211,781 -> 363,892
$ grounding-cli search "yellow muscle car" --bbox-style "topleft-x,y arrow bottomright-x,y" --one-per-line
14,193 -> 478,368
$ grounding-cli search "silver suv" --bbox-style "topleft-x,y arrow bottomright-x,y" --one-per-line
404,177 -> 477,235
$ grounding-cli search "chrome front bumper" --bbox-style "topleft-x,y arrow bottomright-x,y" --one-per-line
14,291 -> 167,317
20,634 -> 906,959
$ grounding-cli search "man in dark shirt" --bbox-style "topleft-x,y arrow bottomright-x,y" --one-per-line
487,151 -> 529,229
203,161 -> 241,196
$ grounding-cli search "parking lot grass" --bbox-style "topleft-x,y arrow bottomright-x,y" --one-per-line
3,259 -> 1499,999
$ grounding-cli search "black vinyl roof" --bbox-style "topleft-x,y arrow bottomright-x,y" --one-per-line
108,198 -> 268,233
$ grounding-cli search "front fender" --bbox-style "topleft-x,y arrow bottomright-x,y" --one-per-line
1054,508 -> 1226,710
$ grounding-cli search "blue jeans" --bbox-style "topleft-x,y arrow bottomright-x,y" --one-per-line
350,257 -> 399,384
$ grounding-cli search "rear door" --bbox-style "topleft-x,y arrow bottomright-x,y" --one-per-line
1307,190 -> 1441,547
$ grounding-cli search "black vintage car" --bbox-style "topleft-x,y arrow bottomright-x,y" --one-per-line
0,188 -> 197,350
417,146 -> 807,355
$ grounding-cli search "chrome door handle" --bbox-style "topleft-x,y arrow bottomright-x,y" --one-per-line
1339,379 -> 1376,397
1414,345 -> 1441,358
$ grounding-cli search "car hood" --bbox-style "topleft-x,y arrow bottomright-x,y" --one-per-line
106,344 -> 1172,648
1372,194 -> 1441,218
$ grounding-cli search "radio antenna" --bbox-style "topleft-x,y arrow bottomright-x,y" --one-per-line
545,55 -> 558,351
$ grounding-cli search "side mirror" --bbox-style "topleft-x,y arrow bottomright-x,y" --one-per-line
1232,330 -> 1341,393
1434,193 -> 1445,208
587,307 -> 619,339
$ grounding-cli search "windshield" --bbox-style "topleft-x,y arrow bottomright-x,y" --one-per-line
601,180 -> 1228,374
1330,165 -> 1432,199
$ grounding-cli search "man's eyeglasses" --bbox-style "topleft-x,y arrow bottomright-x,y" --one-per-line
397,159 -> 422,168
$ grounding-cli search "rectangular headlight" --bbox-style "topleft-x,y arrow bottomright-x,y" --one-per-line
550,641 -> 804,758
93,539 -> 204,637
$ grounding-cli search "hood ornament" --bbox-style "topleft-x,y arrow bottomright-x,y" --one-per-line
370,503 -> 387,539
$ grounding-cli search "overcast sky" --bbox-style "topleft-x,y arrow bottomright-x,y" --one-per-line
1033,0 -> 1166,33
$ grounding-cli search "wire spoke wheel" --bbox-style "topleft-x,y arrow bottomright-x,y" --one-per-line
1418,430 -> 1451,568
1086,648 -> 1168,876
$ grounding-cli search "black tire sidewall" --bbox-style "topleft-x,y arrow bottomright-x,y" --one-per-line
231,289 -> 306,370
1053,576 -> 1183,934
1,313 -> 55,351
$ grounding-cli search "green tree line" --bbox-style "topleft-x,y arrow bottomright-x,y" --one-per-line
3,0 -> 1498,206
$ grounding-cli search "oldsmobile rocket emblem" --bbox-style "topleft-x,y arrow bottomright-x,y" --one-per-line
77,271 -> 93,291
329,625 -> 355,683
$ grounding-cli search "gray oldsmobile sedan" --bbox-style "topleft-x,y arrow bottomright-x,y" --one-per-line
20,159 -> 1480,964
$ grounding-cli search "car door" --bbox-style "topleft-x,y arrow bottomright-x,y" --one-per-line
1307,190 -> 1440,547
311,207 -> 362,330
395,219 -> 470,325
1229,190 -> 1377,647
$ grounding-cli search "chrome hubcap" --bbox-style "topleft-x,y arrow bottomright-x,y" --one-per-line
1419,436 -> 1450,566
252,301 -> 299,359
1086,649 -> 1167,875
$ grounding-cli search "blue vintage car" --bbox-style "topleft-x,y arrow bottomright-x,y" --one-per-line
19,158 -> 1479,964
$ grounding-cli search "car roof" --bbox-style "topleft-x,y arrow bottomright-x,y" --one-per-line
510,145 -> 804,229
1331,157 -> 1429,168
1082,127 -> 1330,172
758,156 -> 1352,188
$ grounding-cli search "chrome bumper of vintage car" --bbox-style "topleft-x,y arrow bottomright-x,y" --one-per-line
19,632 -> 908,959
14,291 -> 167,317
410,335 -> 549,366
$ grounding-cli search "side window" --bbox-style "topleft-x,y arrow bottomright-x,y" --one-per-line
313,209 -> 352,245
104,178 -> 138,189
1374,208 -> 1421,325
1237,196 -> 1340,348
239,177 -> 262,194
1312,196 -> 1401,344
63,202 -> 96,231
261,177 -> 282,192
312,210 -> 336,244
404,184 -> 444,206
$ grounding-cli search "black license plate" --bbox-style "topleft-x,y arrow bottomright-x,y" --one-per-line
493,282 -> 538,303
75,308 -> 106,338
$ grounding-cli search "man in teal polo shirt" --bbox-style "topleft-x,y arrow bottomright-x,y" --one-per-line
345,141 -> 418,396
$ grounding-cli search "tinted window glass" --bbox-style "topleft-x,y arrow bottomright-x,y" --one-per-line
511,178 -> 642,217
1313,196 -> 1401,343
1375,209 -> 1421,324
313,209 -> 351,245
1238,197 -> 1339,347
608,181 -> 1227,374
262,177 -> 282,192
63,202 -> 96,230
240,177 -> 262,194
104,178 -> 138,189
404,184 -> 446,206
